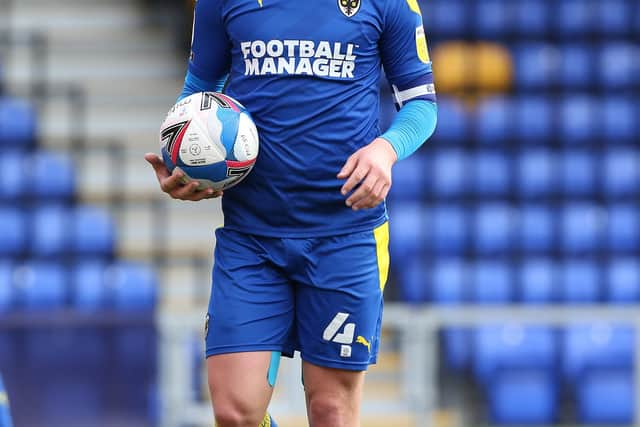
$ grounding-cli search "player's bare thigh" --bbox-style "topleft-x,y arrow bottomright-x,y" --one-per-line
302,361 -> 366,427
207,351 -> 274,427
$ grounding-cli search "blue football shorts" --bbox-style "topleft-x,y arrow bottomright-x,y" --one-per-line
204,222 -> 390,371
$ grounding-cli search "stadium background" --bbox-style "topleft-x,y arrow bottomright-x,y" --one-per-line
0,0 -> 639,426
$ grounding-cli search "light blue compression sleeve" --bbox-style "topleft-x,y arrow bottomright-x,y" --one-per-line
380,100 -> 438,161
178,71 -> 228,101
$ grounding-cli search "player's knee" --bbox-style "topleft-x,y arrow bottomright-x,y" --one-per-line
213,405 -> 263,427
307,394 -> 347,427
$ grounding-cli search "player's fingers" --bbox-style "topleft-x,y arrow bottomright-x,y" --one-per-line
160,168 -> 186,193
183,189 -> 223,201
169,181 -> 200,200
337,153 -> 359,180
341,164 -> 369,196
346,174 -> 378,208
353,180 -> 387,210
144,153 -> 170,180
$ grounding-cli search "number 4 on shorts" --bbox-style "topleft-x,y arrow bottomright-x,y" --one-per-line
322,312 -> 355,344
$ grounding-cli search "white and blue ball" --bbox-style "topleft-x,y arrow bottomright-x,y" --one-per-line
159,92 -> 259,191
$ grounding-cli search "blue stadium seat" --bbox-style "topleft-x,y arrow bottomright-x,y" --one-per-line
389,202 -> 427,262
425,0 -> 467,36
0,151 -> 27,201
599,43 -> 638,89
596,0 -> 632,36
114,327 -> 156,368
431,258 -> 466,304
561,260 -> 600,303
474,325 -> 556,384
475,97 -> 510,144
555,0 -> 593,37
517,150 -> 556,198
519,205 -> 554,253
30,205 -> 69,257
577,370 -> 633,425
560,151 -> 596,196
15,262 -> 66,309
442,328 -> 471,372
72,206 -> 115,257
560,97 -> 595,144
514,0 -> 548,37
603,149 -> 639,197
520,259 -> 556,304
561,204 -> 604,254
390,153 -> 427,201
488,370 -> 558,425
563,324 -> 633,382
474,0 -> 511,38
472,261 -> 512,303
514,44 -> 555,90
433,98 -> 468,143
560,45 -> 593,89
110,262 -> 157,310
71,261 -> 108,311
603,97 -> 636,142
474,203 -> 513,254
608,204 -> 639,252
515,97 -> 552,143
399,257 -> 429,303
26,151 -> 76,201
430,149 -> 467,198
473,151 -> 509,196
0,261 -> 14,311
0,206 -> 26,257
0,97 -> 37,148
428,205 -> 467,255
607,259 -> 640,303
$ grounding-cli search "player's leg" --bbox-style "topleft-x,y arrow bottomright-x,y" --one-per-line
206,228 -> 293,427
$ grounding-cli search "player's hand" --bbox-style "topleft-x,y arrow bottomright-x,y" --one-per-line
337,138 -> 397,211
144,153 -> 223,201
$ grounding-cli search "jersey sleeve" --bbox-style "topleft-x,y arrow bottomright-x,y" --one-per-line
380,0 -> 436,109
187,0 -> 231,83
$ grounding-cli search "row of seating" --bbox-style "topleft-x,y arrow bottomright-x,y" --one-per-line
422,0 -> 640,38
398,257 -> 640,304
0,205 -> 115,258
391,149 -> 639,198
0,261 -> 156,311
434,96 -> 638,144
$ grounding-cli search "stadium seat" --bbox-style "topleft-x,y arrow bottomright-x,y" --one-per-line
433,98 -> 468,143
473,324 -> 556,384
555,0 -> 593,37
515,97 -> 552,143
0,97 -> 37,148
390,153 -> 427,201
603,97 -> 636,142
388,202 -> 428,262
72,206 -> 116,257
559,45 -> 593,89
26,151 -> 76,201
473,151 -> 510,196
520,259 -> 556,304
0,261 -> 14,311
560,151 -> 596,196
430,258 -> 466,304
0,206 -> 26,257
0,151 -> 27,201
430,149 -> 467,197
399,257 -> 430,303
30,205 -> 69,257
561,204 -> 604,254
473,0 -> 511,38
513,44 -> 555,90
560,260 -> 600,303
559,97 -> 595,144
428,205 -> 467,255
599,43 -> 638,90
474,203 -> 513,254
71,261 -> 108,311
517,149 -> 556,198
472,261 -> 512,303
488,370 -> 558,425
114,327 -> 157,369
603,149 -> 639,197
519,205 -> 554,253
425,0 -> 467,37
475,97 -> 510,144
14,262 -> 66,309
607,258 -> 640,303
596,0 -> 632,36
109,262 -> 157,310
576,370 -> 633,424
442,328 -> 471,372
563,324 -> 633,382
514,0 -> 548,37
608,204 -> 639,252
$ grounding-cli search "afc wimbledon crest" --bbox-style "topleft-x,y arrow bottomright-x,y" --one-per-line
338,0 -> 360,17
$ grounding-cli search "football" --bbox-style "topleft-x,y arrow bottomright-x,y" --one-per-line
159,92 -> 259,191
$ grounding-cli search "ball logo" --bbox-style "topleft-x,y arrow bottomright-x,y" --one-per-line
189,144 -> 202,156
338,0 -> 360,17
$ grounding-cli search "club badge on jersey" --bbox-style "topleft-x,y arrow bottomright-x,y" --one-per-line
338,0 -> 360,17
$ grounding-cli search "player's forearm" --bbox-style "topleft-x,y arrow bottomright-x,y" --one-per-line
178,71 -> 228,102
380,99 -> 437,161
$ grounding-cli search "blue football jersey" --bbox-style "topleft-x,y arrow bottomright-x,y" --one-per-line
188,0 -> 435,237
